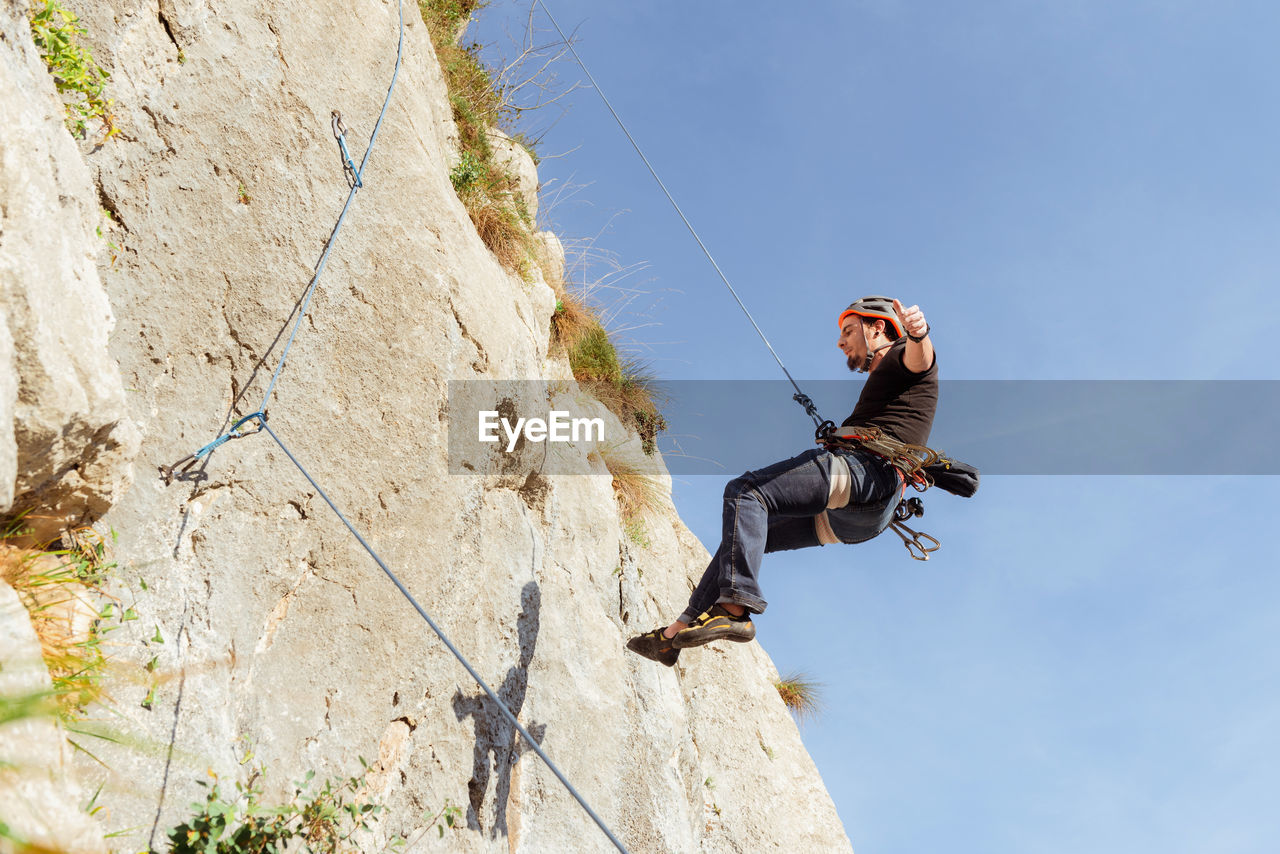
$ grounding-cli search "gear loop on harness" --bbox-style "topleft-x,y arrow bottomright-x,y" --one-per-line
818,423 -> 939,487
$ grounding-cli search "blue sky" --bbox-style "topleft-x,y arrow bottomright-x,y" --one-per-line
469,3 -> 1280,851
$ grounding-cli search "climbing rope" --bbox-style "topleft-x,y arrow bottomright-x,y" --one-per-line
261,423 -> 630,853
159,3 -> 629,850
534,2 -> 964,567
533,0 -> 826,431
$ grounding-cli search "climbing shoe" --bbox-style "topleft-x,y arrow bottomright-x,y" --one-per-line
626,628 -> 681,667
670,604 -> 756,649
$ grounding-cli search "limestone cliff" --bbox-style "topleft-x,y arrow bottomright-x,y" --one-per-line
0,1 -> 853,851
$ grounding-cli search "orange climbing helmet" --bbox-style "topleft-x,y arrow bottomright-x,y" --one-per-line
837,295 -> 903,338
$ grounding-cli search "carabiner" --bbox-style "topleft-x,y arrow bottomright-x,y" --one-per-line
888,520 -> 941,561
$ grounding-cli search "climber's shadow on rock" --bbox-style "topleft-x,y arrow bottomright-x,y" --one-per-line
452,581 -> 546,839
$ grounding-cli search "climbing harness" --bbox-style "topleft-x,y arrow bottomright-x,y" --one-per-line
816,423 -> 949,561
817,423 -> 939,490
157,3 -> 628,850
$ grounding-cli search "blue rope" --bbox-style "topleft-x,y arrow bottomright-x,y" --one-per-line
533,0 -> 825,429
261,423 -> 630,854
188,0 -> 407,456
257,0 -> 404,412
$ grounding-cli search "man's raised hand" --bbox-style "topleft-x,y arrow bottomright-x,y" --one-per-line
892,299 -> 928,340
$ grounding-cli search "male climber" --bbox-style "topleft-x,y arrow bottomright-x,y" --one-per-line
626,296 -> 937,666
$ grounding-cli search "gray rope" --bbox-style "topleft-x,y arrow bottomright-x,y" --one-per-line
261,423 -> 630,853
534,0 -> 825,429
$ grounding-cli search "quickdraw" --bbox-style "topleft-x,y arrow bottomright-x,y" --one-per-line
332,111 -> 363,188
158,410 -> 267,485
888,495 -> 941,561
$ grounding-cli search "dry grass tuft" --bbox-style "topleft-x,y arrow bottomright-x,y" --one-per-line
552,293 -> 668,455
461,188 -> 533,273
0,519 -> 119,720
775,672 -> 824,722
599,447 -> 661,522
549,287 -> 595,350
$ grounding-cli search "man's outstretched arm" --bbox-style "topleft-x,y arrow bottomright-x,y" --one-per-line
893,298 -> 934,373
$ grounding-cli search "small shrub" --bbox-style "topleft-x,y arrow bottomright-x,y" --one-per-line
774,672 -> 824,722
554,296 -> 667,455
616,360 -> 667,456
420,0 -> 489,58
28,0 -> 117,140
164,763 -> 391,854
421,0 -> 542,275
633,408 -> 667,457
450,150 -> 487,192
584,357 -> 667,457
568,323 -> 622,384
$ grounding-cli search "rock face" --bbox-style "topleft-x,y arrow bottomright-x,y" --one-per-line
1,1 -> 853,852
0,0 -> 140,535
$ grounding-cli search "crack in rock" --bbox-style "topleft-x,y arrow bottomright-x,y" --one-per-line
254,561 -> 314,655
449,298 -> 489,372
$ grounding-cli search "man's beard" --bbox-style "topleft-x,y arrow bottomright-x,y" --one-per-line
847,354 -> 862,373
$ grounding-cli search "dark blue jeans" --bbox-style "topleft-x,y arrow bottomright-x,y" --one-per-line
678,448 -> 902,622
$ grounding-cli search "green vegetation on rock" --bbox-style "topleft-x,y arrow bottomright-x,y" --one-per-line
421,0 -> 539,275
28,0 -> 117,140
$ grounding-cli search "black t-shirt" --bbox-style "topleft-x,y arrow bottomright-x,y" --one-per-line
842,339 -> 938,446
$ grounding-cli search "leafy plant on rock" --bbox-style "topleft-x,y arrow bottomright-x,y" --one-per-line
164,764 -> 386,854
28,0 -> 117,140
